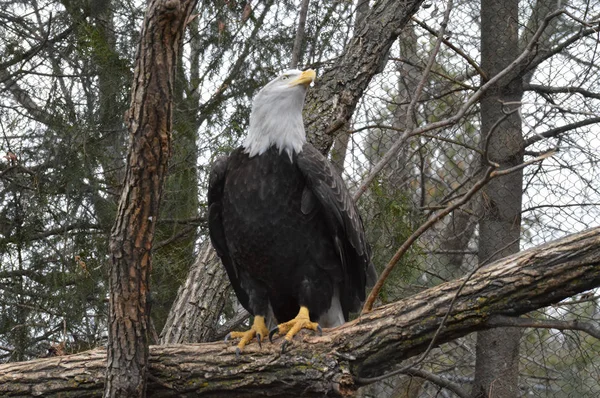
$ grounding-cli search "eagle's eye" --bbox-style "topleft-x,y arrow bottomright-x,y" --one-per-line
281,75 -> 290,81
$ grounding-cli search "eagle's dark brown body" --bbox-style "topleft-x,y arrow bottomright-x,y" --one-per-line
208,144 -> 374,327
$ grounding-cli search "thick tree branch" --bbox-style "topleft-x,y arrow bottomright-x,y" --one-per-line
160,241 -> 231,344
304,0 -> 424,153
2,227 -> 600,396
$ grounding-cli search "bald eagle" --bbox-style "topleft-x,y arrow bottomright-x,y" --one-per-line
208,69 -> 375,353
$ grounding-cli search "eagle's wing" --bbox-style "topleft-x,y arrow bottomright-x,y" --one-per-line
297,144 -> 376,312
207,155 -> 250,310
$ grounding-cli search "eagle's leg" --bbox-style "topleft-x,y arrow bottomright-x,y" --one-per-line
226,315 -> 269,356
268,306 -> 323,352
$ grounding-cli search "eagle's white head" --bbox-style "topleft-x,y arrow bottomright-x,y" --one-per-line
243,69 -> 315,161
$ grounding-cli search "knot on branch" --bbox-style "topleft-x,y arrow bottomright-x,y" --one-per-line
155,0 -> 184,27
161,0 -> 181,14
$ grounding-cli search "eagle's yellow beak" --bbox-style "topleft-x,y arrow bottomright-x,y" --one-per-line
289,69 -> 316,87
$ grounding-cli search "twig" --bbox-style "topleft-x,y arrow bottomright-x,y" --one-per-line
347,124 -> 482,154
362,147 -> 555,314
390,56 -> 478,90
405,0 -> 455,133
197,2 -> 273,120
401,368 -> 470,398
490,149 -> 555,178
524,83 -> 600,100
523,24 -> 600,78
361,166 -> 493,313
355,0 -> 457,203
411,16 -> 486,80
0,14 -> 74,71
153,225 -> 196,251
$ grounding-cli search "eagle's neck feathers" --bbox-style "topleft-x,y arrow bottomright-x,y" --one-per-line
243,82 -> 307,162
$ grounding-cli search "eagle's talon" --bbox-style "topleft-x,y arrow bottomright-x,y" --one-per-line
224,315 -> 269,354
224,332 -> 232,343
271,306 -> 321,350
269,326 -> 279,343
235,347 -> 241,358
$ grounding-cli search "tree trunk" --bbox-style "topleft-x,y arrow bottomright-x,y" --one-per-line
151,13 -> 202,333
472,1 -> 524,397
159,240 -> 231,344
105,0 -> 197,396
3,227 -> 600,396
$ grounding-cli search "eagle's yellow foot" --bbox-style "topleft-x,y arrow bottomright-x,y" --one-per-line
225,315 -> 269,356
268,306 -> 323,353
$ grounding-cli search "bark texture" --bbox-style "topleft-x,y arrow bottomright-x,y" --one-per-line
159,241 -> 231,344
472,1 -> 524,397
105,0 -> 197,396
304,0 -> 424,153
2,227 -> 600,397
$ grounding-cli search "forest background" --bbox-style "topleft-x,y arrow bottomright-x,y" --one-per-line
0,0 -> 599,397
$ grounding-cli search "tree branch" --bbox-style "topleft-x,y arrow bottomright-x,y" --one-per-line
105,0 -> 198,396
524,83 -> 600,100
304,0 -> 425,153
160,241 -> 231,344
411,14 -> 485,80
523,116 -> 600,148
362,145 -> 554,312
289,0 -> 310,69
400,368 -> 469,398
486,315 -> 600,339
2,227 -> 600,396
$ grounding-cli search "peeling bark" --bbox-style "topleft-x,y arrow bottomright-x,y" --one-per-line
2,227 -> 599,397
